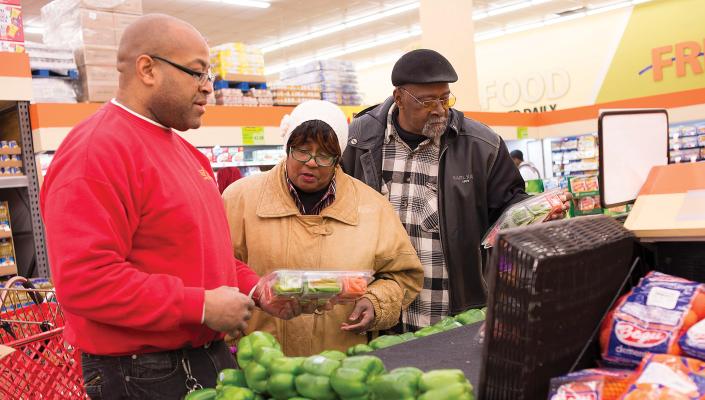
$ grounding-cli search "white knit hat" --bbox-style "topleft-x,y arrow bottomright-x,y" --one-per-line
280,100 -> 349,153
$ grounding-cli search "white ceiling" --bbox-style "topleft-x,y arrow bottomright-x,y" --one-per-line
21,0 -> 630,73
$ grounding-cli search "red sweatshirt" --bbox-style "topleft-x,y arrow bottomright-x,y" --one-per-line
40,102 -> 260,356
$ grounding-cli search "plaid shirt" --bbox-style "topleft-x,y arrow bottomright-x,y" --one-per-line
285,168 -> 337,215
382,106 -> 449,332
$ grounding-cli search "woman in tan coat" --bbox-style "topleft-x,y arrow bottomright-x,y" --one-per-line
222,100 -> 423,356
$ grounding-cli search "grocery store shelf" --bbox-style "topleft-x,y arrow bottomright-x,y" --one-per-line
0,176 -> 28,189
0,53 -> 32,102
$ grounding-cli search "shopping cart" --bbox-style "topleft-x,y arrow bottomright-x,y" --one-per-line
0,276 -> 87,399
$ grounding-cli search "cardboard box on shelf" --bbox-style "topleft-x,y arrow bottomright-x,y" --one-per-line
77,79 -> 117,102
79,26 -> 117,46
78,64 -> 118,82
0,4 -> 23,43
74,45 -> 117,66
77,8 -> 114,30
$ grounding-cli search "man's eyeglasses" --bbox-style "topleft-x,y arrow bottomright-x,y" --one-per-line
290,148 -> 337,167
149,55 -> 215,87
400,87 -> 456,110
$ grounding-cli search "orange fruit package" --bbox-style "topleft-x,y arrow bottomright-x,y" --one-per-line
620,353 -> 705,399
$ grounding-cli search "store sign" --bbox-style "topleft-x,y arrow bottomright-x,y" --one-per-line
242,126 -> 265,145
517,126 -> 529,139
647,39 -> 705,81
482,69 -> 571,112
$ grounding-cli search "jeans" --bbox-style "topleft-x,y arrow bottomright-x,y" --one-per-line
81,340 -> 236,399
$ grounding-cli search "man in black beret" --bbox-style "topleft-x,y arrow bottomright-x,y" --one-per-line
343,49 -> 569,332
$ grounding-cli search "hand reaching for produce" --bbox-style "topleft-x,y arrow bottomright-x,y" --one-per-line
340,297 -> 375,334
546,190 -> 573,221
203,286 -> 254,337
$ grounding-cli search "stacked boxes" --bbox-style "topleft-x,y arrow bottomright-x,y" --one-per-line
279,60 -> 362,106
41,0 -> 142,102
210,42 -> 265,79
26,42 -> 78,103
270,85 -> 321,106
0,0 -> 25,53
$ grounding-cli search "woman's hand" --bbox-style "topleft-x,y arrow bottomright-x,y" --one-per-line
340,298 -> 375,334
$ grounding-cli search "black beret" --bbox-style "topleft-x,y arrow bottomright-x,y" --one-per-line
391,49 -> 458,86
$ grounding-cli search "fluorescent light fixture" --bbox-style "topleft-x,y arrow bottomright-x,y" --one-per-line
474,0 -> 552,21
217,0 -> 270,8
474,0 -> 650,42
259,1 -> 419,53
265,26 -> 421,75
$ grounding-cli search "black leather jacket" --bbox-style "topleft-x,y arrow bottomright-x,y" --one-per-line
342,97 -> 528,312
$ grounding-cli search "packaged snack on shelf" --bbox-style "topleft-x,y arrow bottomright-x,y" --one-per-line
257,270 -> 373,314
481,188 -> 565,249
600,272 -> 705,367
0,4 -> 23,43
569,175 -> 600,194
549,368 -> 632,400
620,353 -> 705,399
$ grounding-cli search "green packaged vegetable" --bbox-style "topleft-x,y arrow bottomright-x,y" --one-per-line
185,388 -> 217,400
414,325 -> 443,337
295,354 -> 342,400
237,331 -> 281,369
319,350 -> 347,361
418,369 -> 474,400
215,386 -> 255,400
368,335 -> 404,350
216,369 -> 247,389
346,344 -> 374,356
454,308 -> 486,325
434,317 -> 463,331
368,367 -> 422,400
273,272 -> 304,295
267,357 -> 305,400
244,346 -> 284,394
330,356 -> 386,400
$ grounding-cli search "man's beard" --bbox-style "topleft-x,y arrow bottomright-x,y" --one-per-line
421,116 -> 448,140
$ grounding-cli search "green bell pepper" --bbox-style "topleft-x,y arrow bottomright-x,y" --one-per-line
294,354 -> 342,400
244,346 -> 284,394
418,369 -> 468,391
215,386 -> 255,400
346,344 -> 373,356
414,325 -> 443,337
185,388 -> 217,400
454,308 -> 486,325
237,331 -> 281,369
319,350 -> 347,361
434,317 -> 463,331
368,367 -> 422,400
418,382 -> 474,400
330,356 -> 385,400
217,369 -> 247,389
398,332 -> 417,342
368,335 -> 404,349
267,356 -> 305,400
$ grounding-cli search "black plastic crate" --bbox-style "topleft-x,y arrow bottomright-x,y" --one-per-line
479,215 -> 635,400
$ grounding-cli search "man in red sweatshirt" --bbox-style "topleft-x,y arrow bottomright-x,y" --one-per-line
40,14 -> 285,399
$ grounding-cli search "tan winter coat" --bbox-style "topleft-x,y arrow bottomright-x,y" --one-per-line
222,162 -> 423,356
